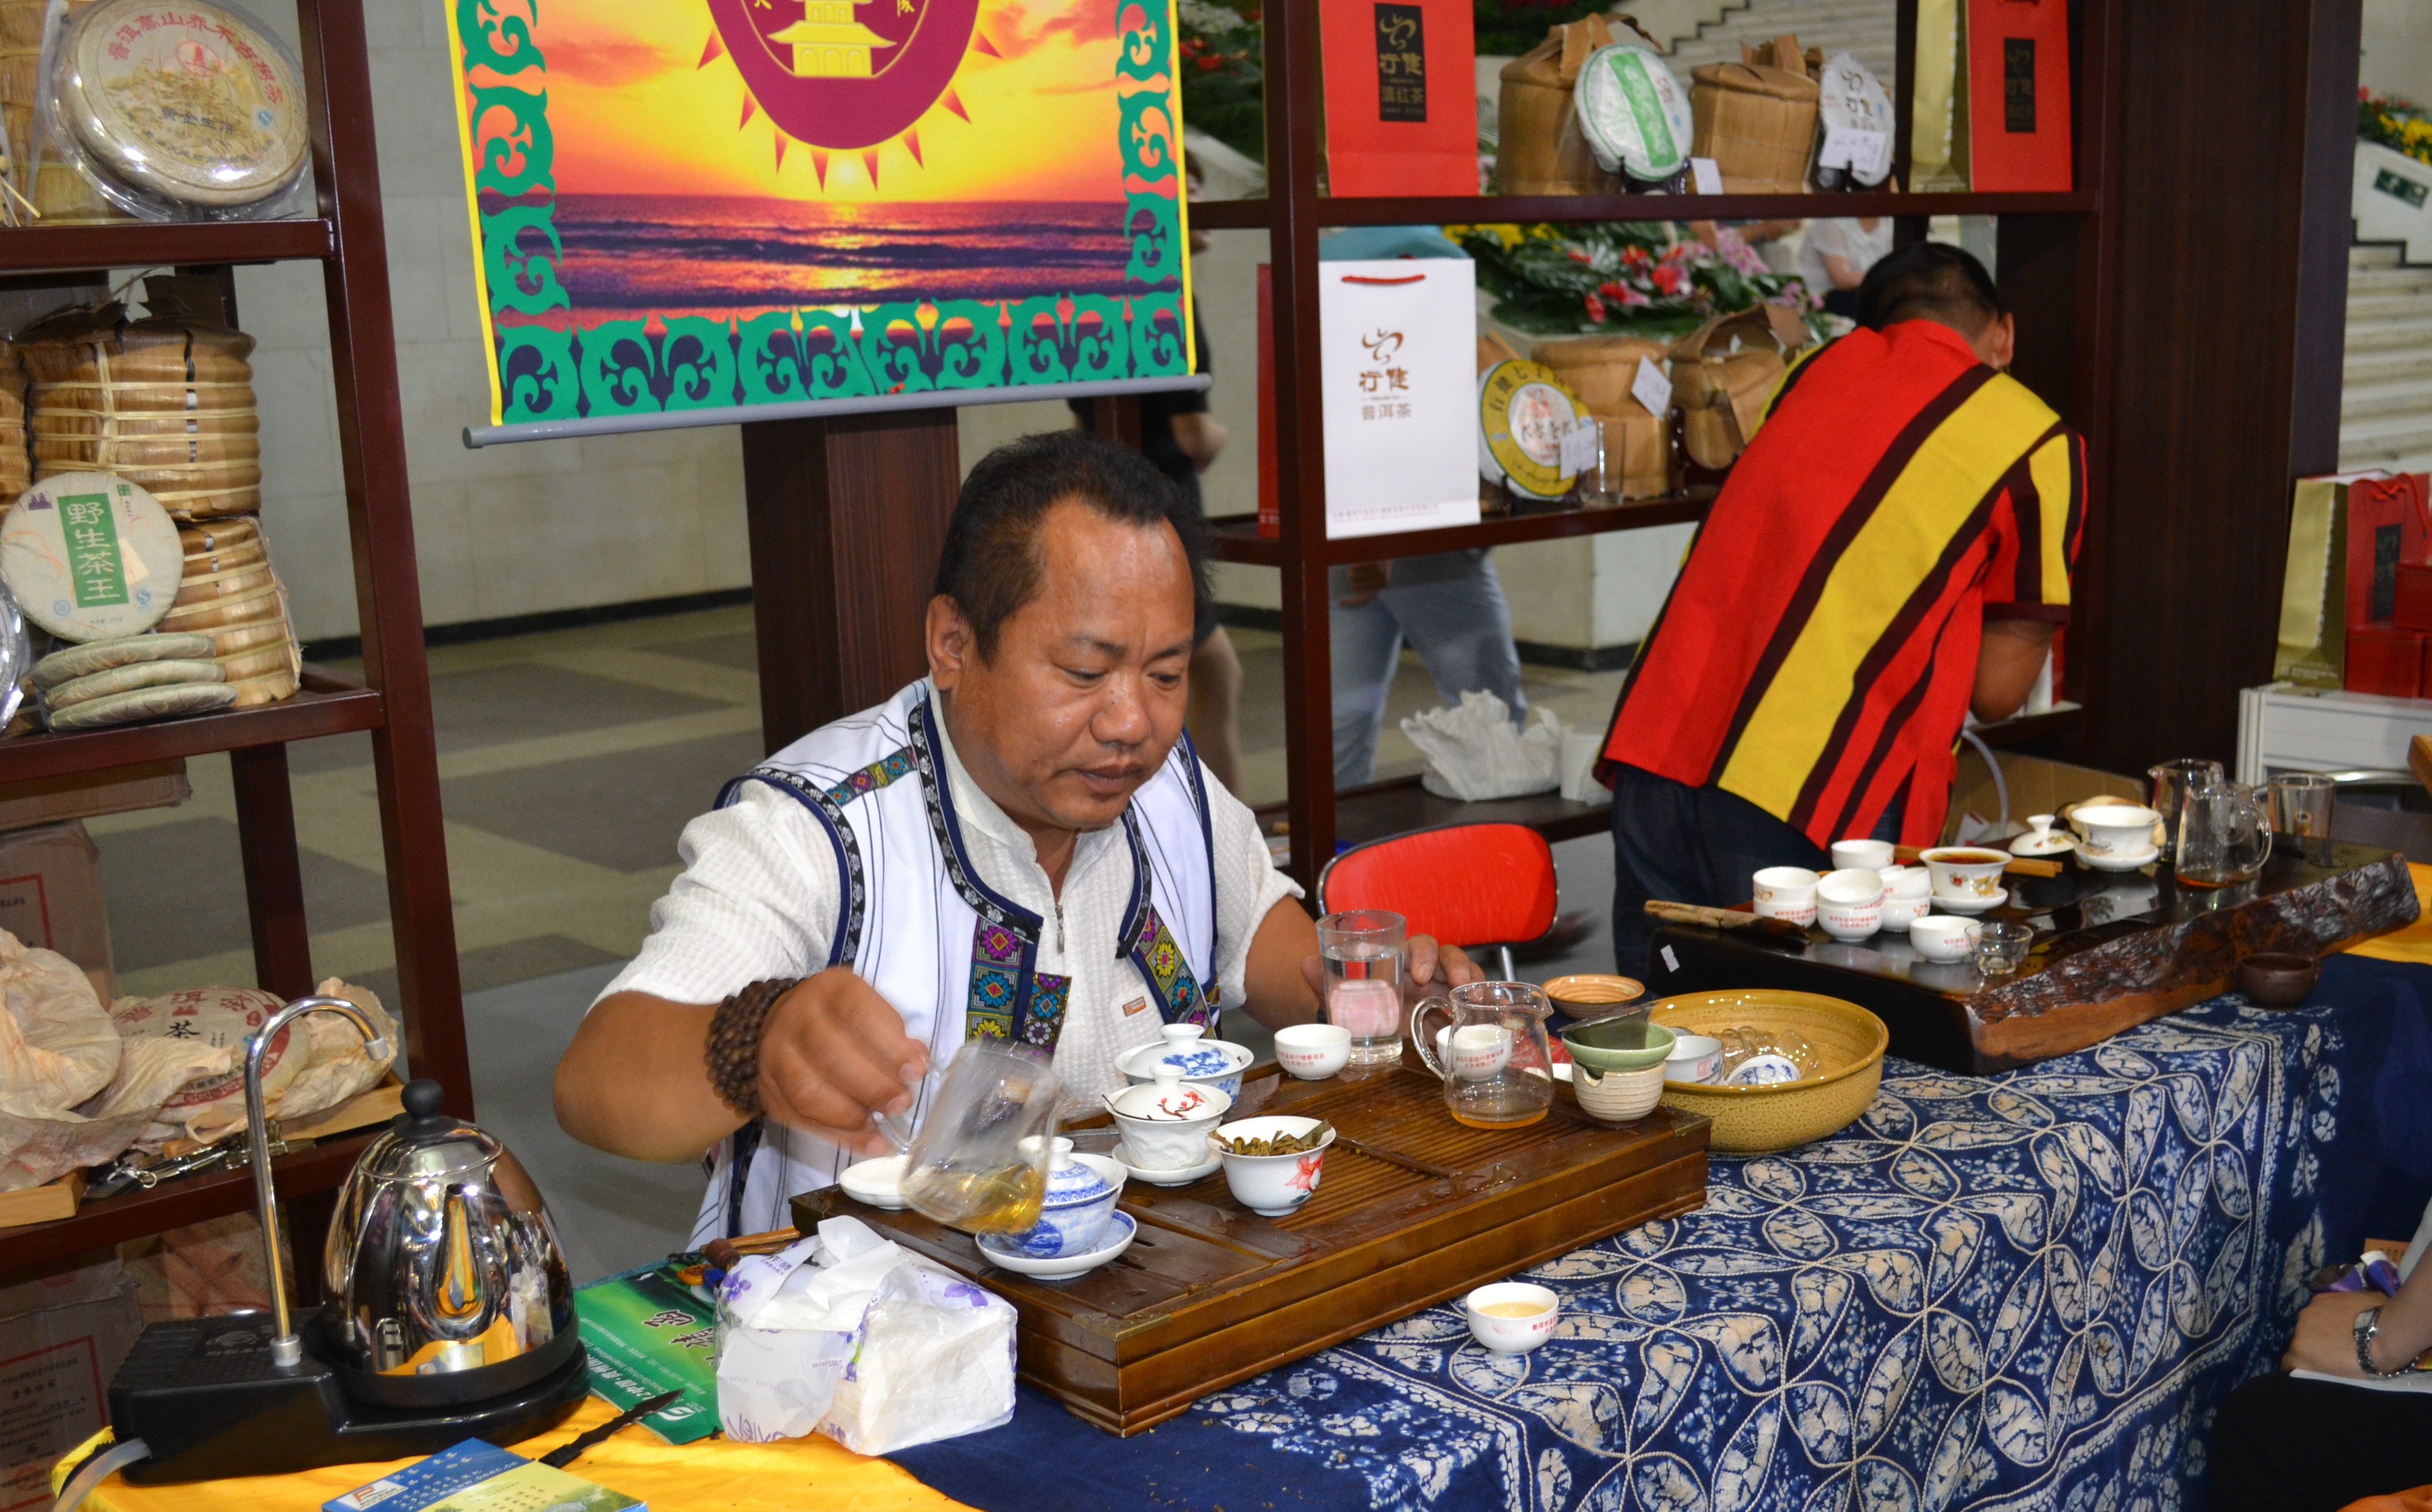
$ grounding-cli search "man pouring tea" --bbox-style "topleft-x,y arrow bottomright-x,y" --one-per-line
554,431 -> 1482,1242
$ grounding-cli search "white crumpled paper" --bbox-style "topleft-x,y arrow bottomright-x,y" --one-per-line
717,1215 -> 1016,1454
1401,691 -> 1567,801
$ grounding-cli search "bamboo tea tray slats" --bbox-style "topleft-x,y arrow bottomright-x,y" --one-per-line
795,1059 -> 1710,1434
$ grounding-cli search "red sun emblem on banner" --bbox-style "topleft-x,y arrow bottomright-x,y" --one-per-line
706,0 -> 982,162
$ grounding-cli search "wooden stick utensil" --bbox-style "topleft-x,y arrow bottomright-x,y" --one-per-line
1643,901 -> 1812,939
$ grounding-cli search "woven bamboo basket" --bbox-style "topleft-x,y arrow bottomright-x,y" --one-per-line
0,338 -> 24,510
20,305 -> 260,519
0,0 -> 127,225
1647,990 -> 1887,1153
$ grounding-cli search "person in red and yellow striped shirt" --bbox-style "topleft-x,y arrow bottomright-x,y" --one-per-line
1601,243 -> 2083,977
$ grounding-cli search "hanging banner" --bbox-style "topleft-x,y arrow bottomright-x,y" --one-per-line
449,0 -> 1196,443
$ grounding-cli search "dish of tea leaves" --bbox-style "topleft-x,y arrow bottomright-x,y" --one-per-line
1215,1123 -> 1333,1157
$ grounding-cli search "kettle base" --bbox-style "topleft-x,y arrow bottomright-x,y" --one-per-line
307,1310 -> 585,1409
110,1314 -> 590,1484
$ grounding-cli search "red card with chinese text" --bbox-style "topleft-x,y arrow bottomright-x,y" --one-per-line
1320,0 -> 1477,197
1965,0 -> 2072,191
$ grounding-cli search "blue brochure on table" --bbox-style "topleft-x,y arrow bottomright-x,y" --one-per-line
323,1437 -> 644,1512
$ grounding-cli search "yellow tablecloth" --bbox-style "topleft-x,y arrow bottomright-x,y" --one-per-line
53,1397 -> 971,1511
2342,862 -> 2432,966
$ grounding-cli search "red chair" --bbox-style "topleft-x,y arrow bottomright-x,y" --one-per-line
1316,822 -> 1560,980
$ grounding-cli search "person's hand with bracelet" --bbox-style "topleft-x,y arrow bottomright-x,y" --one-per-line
704,967 -> 929,1157
2284,1258 -> 2432,1378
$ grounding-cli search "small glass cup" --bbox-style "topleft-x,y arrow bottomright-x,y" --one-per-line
2268,772 -> 2336,866
1972,921 -> 2035,977
1318,909 -> 1406,1078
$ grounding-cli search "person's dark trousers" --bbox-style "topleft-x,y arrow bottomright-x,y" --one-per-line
1609,764 -> 1835,980
2209,1371 -> 2432,1512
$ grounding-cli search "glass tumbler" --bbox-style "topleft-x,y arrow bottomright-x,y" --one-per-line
2146,758 -> 2226,859
1972,921 -> 2035,977
1318,910 -> 1407,1077
2268,772 -> 2336,866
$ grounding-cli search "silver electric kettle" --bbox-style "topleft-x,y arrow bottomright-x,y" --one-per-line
313,1077 -> 580,1406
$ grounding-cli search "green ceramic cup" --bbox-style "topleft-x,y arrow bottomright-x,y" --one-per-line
1560,1017 -> 1677,1075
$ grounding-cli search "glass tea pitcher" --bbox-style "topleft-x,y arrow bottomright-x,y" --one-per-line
2175,781 -> 2273,888
1409,982 -> 1556,1130
880,1040 -> 1066,1235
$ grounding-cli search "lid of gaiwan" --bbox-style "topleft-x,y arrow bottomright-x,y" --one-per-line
1107,1064 -> 1232,1123
1039,1137 -> 1114,1209
1132,1022 -> 1253,1081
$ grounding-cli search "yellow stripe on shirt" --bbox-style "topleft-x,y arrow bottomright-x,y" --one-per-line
1717,374 -> 2062,820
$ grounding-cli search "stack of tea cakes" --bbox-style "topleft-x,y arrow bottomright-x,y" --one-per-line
0,338 -> 24,510
6,303 -> 297,714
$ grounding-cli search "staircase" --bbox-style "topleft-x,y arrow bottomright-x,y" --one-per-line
2341,242 -> 2432,476
1662,0 -> 1897,83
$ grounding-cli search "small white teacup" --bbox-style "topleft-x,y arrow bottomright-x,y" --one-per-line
1817,867 -> 1885,905
1817,894 -> 1881,941
1920,847 -> 2009,900
1830,839 -> 1897,874
1910,916 -> 1983,963
1752,866 -> 1819,925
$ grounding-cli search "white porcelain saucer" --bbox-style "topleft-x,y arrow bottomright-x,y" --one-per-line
839,1155 -> 909,1209
2080,846 -> 2160,873
978,1210 -> 1137,1280
1114,1146 -> 1223,1187
1932,887 -> 2008,916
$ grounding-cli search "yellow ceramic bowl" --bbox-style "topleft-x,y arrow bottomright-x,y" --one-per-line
1648,990 -> 1889,1154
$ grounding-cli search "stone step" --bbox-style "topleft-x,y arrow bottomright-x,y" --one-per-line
2337,413 -> 2432,460
2347,292 -> 2432,321
2346,347 -> 2432,387
2355,242 -> 2408,270
2339,440 -> 2432,476
2344,316 -> 2432,353
2350,266 -> 2432,297
2338,377 -> 2432,422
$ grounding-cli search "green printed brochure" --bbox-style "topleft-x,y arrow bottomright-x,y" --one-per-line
575,1263 -> 720,1445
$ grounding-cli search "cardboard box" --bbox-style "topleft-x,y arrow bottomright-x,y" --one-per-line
0,1262 -> 139,1512
0,822 -> 111,1003
0,762 -> 185,833
2346,625 -> 2429,699
1943,751 -> 2144,847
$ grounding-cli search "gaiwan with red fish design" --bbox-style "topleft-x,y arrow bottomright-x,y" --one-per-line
1209,1114 -> 1337,1218
1103,1063 -> 1232,1171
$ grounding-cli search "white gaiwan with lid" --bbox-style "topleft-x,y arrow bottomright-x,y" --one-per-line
1105,1063 -> 1232,1170
1114,1022 -> 1254,1103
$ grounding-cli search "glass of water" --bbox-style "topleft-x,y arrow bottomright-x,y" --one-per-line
1318,910 -> 1406,1078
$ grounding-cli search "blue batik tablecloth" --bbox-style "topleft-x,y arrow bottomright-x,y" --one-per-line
893,957 -> 2432,1512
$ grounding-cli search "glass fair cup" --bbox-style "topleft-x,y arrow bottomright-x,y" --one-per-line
1752,866 -> 1819,925
2147,758 -> 2226,859
1318,910 -> 1406,1079
2176,782 -> 2274,887
2268,772 -> 2336,866
1409,982 -> 1556,1130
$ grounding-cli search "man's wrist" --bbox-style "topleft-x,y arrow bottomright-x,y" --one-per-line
2355,1305 -> 2410,1378
704,978 -> 799,1118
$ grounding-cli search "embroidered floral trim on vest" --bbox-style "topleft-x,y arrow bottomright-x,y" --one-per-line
720,769 -> 869,969
1120,811 -> 1213,1026
824,747 -> 916,806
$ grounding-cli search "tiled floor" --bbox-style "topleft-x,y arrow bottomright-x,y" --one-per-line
86,606 -> 1629,1279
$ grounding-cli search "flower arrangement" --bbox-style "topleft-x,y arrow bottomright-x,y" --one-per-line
1445,221 -> 1820,337
2360,88 -> 2432,169
1179,0 -> 1265,164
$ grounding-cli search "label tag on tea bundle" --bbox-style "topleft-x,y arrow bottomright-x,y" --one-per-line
1632,356 -> 1672,417
1689,157 -> 1724,194
1818,126 -> 1889,180
1559,420 -> 1600,476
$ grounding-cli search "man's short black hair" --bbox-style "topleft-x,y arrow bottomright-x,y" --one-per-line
1856,242 -> 2004,335
934,428 -> 1211,660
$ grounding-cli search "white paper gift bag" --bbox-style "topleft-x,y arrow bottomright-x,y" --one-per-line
1318,258 -> 1480,539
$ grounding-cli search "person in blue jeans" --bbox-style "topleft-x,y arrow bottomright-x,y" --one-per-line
1320,225 -> 1528,789
1330,549 -> 1528,788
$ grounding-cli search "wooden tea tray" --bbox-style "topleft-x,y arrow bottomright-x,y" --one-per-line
795,1058 -> 1710,1434
1644,842 -> 2419,1073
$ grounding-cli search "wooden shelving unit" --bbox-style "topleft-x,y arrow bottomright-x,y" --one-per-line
1214,0 -> 2120,879
0,1 -> 464,1279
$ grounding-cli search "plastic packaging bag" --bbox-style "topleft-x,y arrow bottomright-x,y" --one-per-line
716,1216 -> 1016,1454
0,927 -> 135,1189
1403,691 -> 1563,801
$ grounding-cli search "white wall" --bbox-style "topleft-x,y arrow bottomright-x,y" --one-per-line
2364,0 -> 2432,102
